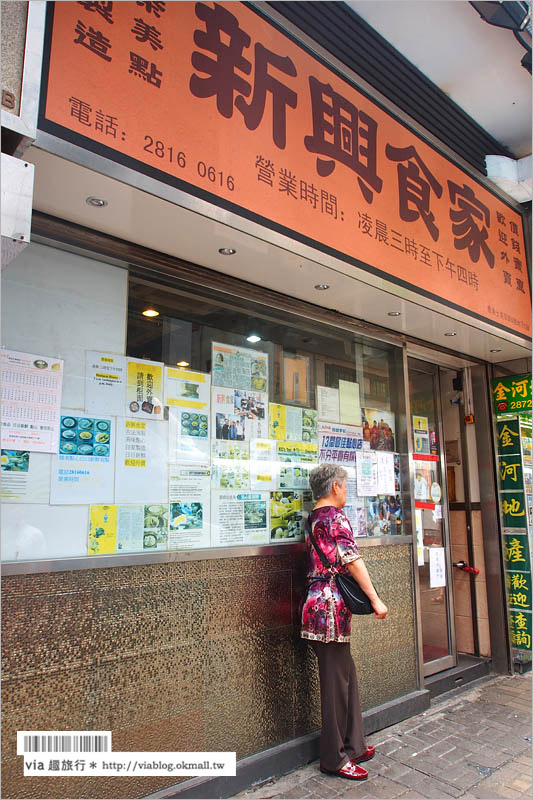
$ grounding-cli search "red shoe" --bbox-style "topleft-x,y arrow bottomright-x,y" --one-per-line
353,745 -> 375,764
320,761 -> 368,780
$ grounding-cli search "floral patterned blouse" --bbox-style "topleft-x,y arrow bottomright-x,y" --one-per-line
300,505 -> 362,643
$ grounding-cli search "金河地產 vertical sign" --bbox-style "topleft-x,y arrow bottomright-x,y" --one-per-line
39,1 -> 530,338
492,374 -> 532,414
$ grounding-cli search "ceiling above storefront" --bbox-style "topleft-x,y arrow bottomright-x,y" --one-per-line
27,147 -> 531,368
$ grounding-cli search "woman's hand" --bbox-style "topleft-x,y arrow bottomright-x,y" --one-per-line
371,597 -> 388,619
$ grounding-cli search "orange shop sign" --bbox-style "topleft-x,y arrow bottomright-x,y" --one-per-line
39,1 -> 531,338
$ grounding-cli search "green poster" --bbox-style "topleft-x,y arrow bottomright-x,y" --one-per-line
506,570 -> 532,612
502,493 -> 528,528
503,533 -> 530,568
492,374 -> 532,414
498,454 -> 524,491
496,418 -> 521,456
509,609 -> 532,651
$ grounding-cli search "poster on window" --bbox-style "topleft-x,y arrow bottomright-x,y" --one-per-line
250,439 -> 278,491
316,386 -> 340,422
115,418 -> 168,503
362,409 -> 396,451
85,351 -> 126,416
50,413 -> 115,504
1,349 -> 63,453
166,367 -> 210,463
212,342 -> 268,392
413,415 -> 430,455
339,380 -> 361,426
276,440 -> 316,490
211,440 -> 250,489
317,422 -> 363,464
1,450 -> 51,504
212,387 -> 268,441
211,491 -> 269,546
376,451 -> 396,495
269,403 -> 317,442
126,358 -> 164,420
116,504 -> 144,553
356,450 -> 378,496
88,504 -> 118,555
270,490 -> 313,542
168,464 -> 211,550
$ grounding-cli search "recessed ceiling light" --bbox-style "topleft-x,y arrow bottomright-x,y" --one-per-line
246,334 -> 261,343
218,247 -> 236,255
176,360 -> 190,367
490,349 -> 502,353
86,196 -> 108,207
444,332 -> 457,337
142,308 -> 159,317
388,311 -> 401,317
314,283 -> 330,290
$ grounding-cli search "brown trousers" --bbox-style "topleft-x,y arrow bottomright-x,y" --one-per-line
310,640 -> 366,771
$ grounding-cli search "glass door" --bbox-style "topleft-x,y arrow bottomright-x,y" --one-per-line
408,358 -> 456,676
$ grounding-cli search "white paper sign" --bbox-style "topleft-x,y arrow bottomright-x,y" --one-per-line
316,386 -> 339,422
85,351 -> 126,415
1,451 -> 51,504
250,439 -> 277,491
318,422 -> 363,465
339,380 -> 361,426
126,358 -> 164,420
212,387 -> 268,441
51,413 -> 115,505
166,368 -> 210,463
169,464 -> 211,550
429,547 -> 447,588
212,342 -> 268,392
115,418 -> 168,503
355,451 -> 378,496
1,349 -> 63,453
117,505 -> 144,552
211,491 -> 269,546
376,451 -> 395,495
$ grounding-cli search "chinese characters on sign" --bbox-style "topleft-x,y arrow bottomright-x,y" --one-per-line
492,374 -> 532,414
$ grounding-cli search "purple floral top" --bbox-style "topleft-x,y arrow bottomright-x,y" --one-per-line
300,506 -> 361,643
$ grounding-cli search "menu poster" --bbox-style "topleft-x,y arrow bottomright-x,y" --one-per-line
85,351 -> 126,416
413,415 -> 430,455
377,451 -> 396,495
269,403 -> 318,442
212,387 -> 268,441
126,358 -> 164,420
212,342 -> 268,392
165,367 -> 210,463
50,413 -> 115,505
1,349 -> 63,453
339,380 -> 361,426
211,491 -> 269,546
270,490 -> 310,541
115,418 -> 168,503
250,439 -> 277,491
142,503 -> 169,550
317,422 -> 363,464
356,450 -> 378,496
1,450 -> 51,504
169,464 -> 211,549
211,439 -> 250,490
88,504 -> 117,555
362,408 -> 396,451
316,386 -> 340,422
116,504 -> 144,553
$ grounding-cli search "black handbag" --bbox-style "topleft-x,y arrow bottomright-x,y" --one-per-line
305,517 -> 374,615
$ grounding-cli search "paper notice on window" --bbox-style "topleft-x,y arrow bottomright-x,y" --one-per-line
376,451 -> 395,495
316,386 -> 339,422
1,451 -> 51,504
88,504 -> 118,555
212,387 -> 268,441
211,491 -> 269,546
317,422 -> 363,465
166,368 -> 210,463
250,439 -> 277,491
211,440 -> 250,490
342,466 -> 364,534
85,351 -> 126,416
429,547 -> 446,588
115,418 -> 168,503
269,403 -> 317,442
212,342 -> 268,392
50,413 -> 115,505
270,490 -> 308,542
126,358 -> 164,420
1,349 -> 63,453
168,464 -> 211,550
339,380 -> 361,426
413,415 -> 430,455
355,450 -> 378,496
116,504 -> 144,553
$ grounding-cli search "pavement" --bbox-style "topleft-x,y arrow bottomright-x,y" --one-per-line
232,672 -> 532,800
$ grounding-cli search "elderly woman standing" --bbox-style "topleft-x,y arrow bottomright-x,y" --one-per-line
301,463 -> 388,781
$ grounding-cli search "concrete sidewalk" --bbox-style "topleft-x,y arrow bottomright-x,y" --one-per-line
233,673 -> 532,800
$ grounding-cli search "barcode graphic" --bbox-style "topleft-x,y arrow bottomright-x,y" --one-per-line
22,734 -> 110,753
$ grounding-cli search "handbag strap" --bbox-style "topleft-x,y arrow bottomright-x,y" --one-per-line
305,516 -> 337,575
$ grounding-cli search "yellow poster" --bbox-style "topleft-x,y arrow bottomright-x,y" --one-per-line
269,403 -> 287,440
89,504 -> 118,555
126,358 -> 164,419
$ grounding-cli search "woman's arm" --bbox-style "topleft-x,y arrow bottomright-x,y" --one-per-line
346,558 -> 388,619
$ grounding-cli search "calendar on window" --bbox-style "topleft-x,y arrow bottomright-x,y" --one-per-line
1,350 -> 64,453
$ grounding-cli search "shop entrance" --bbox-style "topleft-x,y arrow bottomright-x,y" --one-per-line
408,358 -> 456,676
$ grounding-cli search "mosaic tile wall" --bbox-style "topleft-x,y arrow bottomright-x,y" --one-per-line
1,545 -> 417,799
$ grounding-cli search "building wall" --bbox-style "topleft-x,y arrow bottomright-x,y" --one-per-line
0,0 -> 27,115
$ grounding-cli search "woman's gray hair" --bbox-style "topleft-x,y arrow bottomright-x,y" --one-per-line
309,463 -> 348,500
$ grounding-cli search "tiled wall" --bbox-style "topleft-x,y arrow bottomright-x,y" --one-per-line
2,545 -> 417,799
450,510 -> 490,657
